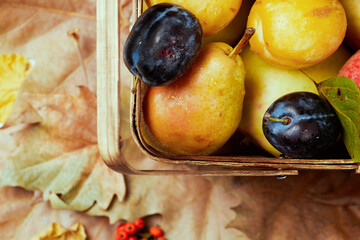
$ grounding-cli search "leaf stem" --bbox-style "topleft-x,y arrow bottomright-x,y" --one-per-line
299,69 -> 319,88
68,28 -> 89,88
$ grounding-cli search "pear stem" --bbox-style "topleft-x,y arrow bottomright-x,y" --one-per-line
131,73 -> 140,94
228,27 -> 256,58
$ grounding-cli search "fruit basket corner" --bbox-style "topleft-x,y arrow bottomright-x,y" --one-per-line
96,0 -> 360,176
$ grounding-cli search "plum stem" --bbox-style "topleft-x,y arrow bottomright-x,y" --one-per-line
268,117 -> 291,125
228,27 -> 256,58
131,74 -> 140,94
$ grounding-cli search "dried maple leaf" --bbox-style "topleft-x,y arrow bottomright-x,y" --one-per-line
0,187 -> 39,240
0,0 -> 97,126
0,0 -> 246,239
0,54 -> 32,126
0,0 -> 126,215
0,87 -> 126,211
225,171 -> 360,240
87,175 -> 247,240
0,187 -> 117,240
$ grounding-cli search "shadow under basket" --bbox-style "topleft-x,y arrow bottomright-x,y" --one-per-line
96,0 -> 360,176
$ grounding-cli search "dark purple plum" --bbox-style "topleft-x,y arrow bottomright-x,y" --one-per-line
123,3 -> 203,86
262,92 -> 341,158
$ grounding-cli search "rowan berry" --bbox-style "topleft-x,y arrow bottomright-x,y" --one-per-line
116,224 -> 126,234
127,236 -> 137,240
114,231 -> 128,240
149,226 -> 163,237
134,218 -> 145,230
124,222 -> 137,235
158,237 -> 167,240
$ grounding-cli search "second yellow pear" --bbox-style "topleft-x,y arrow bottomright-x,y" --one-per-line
145,0 -> 243,37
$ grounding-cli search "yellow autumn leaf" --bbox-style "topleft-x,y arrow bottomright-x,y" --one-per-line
30,222 -> 87,240
0,54 -> 31,126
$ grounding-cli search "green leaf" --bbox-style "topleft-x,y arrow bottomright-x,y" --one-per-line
318,77 -> 360,162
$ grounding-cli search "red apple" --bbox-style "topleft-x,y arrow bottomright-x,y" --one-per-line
339,49 -> 360,89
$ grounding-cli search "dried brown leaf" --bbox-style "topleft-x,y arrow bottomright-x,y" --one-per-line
224,172 -> 360,240
0,0 -> 247,239
0,0 -> 97,127
87,175 -> 247,240
0,187 -> 36,240
0,187 -> 117,240
0,87 -> 126,211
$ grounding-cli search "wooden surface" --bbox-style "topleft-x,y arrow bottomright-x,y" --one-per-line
97,0 -> 359,176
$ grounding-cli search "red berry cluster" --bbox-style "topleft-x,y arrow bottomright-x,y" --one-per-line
114,218 -> 167,240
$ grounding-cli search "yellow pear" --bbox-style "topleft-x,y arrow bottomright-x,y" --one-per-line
239,47 -> 317,157
204,0 -> 254,47
145,0 -> 243,37
142,30 -> 255,155
239,45 -> 351,157
301,45 -> 352,83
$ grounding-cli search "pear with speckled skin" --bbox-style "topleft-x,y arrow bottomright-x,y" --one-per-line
142,30 -> 254,155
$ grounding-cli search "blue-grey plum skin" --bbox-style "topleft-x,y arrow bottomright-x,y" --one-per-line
262,92 -> 341,159
123,3 -> 203,86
